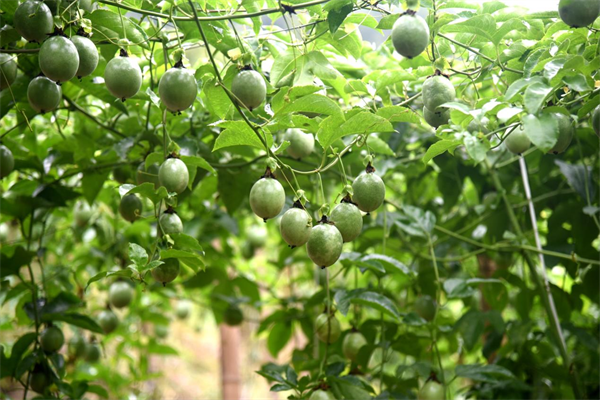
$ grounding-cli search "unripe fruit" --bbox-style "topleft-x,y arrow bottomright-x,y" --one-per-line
241,241 -> 254,259
391,13 -> 430,59
422,75 -> 456,111
160,212 -> 183,234
71,35 -> 99,78
14,1 -> 54,43
415,295 -> 437,321
247,225 -> 267,248
284,128 -> 315,159
223,305 -> 244,326
152,258 -> 180,285
231,70 -> 267,111
0,54 -> 18,90
315,313 -> 341,343
342,331 -> 367,361
104,56 -> 142,100
593,105 -> 600,136
309,390 -> 336,400
176,300 -> 191,319
40,326 -> 64,353
136,162 -> 160,188
0,145 -> 15,179
28,76 -> 62,113
467,117 -> 490,134
154,324 -> 169,338
68,335 -> 86,359
280,208 -> 312,247
84,342 -> 101,363
352,172 -> 385,213
249,177 -> 285,221
119,194 -> 143,222
423,106 -> 449,128
39,36 -> 80,83
73,200 -> 93,227
505,126 -> 530,155
307,223 -> 343,268
113,166 -> 130,184
558,0 -> 600,28
330,202 -> 362,243
159,67 -> 197,112
109,281 -> 134,308
159,158 -> 189,194
29,371 -> 50,394
418,380 -> 445,400
98,310 -> 119,334
549,113 -> 574,154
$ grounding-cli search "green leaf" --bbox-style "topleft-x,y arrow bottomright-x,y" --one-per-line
129,243 -> 148,267
126,183 -> 169,206
455,364 -> 515,383
276,94 -> 342,118
463,133 -> 490,163
82,169 -> 110,204
376,106 -> 421,123
267,322 -> 292,357
41,313 -> 103,334
336,289 -> 401,321
440,15 -> 495,41
148,342 -> 178,355
89,10 -> 149,49
160,249 -> 204,272
171,233 -> 205,254
423,139 -> 461,164
359,254 -> 412,276
202,78 -> 232,119
521,113 -> 558,153
366,135 -> 394,156
555,160 -> 595,200
444,278 -> 476,299
180,155 -> 216,174
524,82 -> 552,114
328,2 -> 353,33
213,121 -> 271,151
376,14 -> 399,29
456,310 -> 485,351
0,246 -> 35,278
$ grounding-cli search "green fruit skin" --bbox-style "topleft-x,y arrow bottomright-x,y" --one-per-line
284,128 -> 315,159
40,326 -> 64,353
154,324 -> 169,338
352,172 -> 386,213
44,0 -> 61,14
119,194 -> 143,222
422,75 -> 456,111
280,208 -> 312,247
73,200 -> 93,227
28,76 -> 62,113
109,281 -> 134,308
415,295 -> 437,321
241,241 -> 254,259
84,343 -> 101,363
176,301 -> 191,319
550,113 -> 574,154
231,70 -> 267,111
224,305 -> 244,326
315,313 -> 341,343
249,178 -> 285,220
593,105 -> 600,136
14,1 -> 54,42
423,106 -> 450,128
152,258 -> 180,284
0,54 -> 18,90
113,166 -> 130,184
247,225 -> 268,248
391,14 -> 430,59
467,116 -> 490,134
39,36 -> 80,83
98,310 -> 119,334
307,224 -> 343,268
159,158 -> 189,194
418,381 -> 445,400
159,67 -> 197,112
105,56 -> 142,99
30,371 -> 50,394
68,335 -> 86,358
71,35 -> 98,78
309,390 -> 336,400
342,332 -> 367,361
0,145 -> 15,179
160,213 -> 183,234
136,162 -> 160,188
505,126 -> 530,155
330,203 -> 363,243
559,0 -> 600,27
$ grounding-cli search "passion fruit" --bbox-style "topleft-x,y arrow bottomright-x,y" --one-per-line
175,300 -> 191,319
0,54 -> 18,90
593,105 -> 600,136
249,177 -> 285,221
467,116 -> 490,134
109,281 -> 134,308
39,36 -> 80,83
28,76 -> 62,113
29,370 -> 50,394
505,126 -> 530,155
306,223 -> 343,268
154,324 -> 169,338
423,106 -> 450,128
40,326 -> 64,353
158,158 -> 189,194
309,390 -> 336,400
98,309 -> 119,334
0,145 -> 15,179
422,75 -> 456,112
549,113 -> 574,154
559,0 -> 600,27
84,342 -> 101,363
415,295 -> 437,321
119,194 -> 143,222
68,335 -> 86,359
330,202 -> 363,243
315,313 -> 341,343
231,70 -> 267,111
152,258 -> 180,285
223,305 -> 244,326
14,0 -> 54,43
352,171 -> 386,213
159,66 -> 197,112
418,380 -> 445,400
342,331 -> 367,361
112,165 -> 131,184
160,212 -> 183,234
391,12 -> 430,59
71,35 -> 99,78
73,200 -> 93,227
104,55 -> 142,100
280,207 -> 312,247
247,225 -> 268,248
284,128 -> 315,159
136,162 -> 160,188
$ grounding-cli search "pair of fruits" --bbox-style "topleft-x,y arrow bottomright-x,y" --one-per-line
315,315 -> 368,360
0,145 -> 14,179
422,73 -> 456,129
391,10 -> 430,59
231,69 -> 267,111
39,34 -> 98,82
558,0 -> 600,28
40,325 -> 65,353
505,113 -> 574,155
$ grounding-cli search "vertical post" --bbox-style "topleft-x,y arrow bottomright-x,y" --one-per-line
220,324 -> 241,400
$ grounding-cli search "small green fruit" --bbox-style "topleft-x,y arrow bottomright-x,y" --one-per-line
249,177 -> 285,221
160,212 -> 183,234
119,194 -> 143,222
39,36 -> 80,83
423,106 -> 450,128
98,310 -> 119,334
152,258 -> 180,285
241,241 -> 254,259
136,162 -> 160,188
284,128 -> 315,159
549,113 -> 574,154
330,202 -> 362,243
28,76 -> 62,113
109,281 -> 134,308
105,56 -> 142,100
593,105 -> 600,136
0,145 -> 15,179
422,75 -> 456,111
71,35 -> 99,78
309,390 -> 335,400
505,126 -> 530,155
68,335 -> 86,359
247,225 -> 268,248
159,158 -> 189,194
154,324 -> 169,338
176,300 -> 191,319
315,313 -> 341,343
112,166 -> 131,184
342,332 -> 367,361
467,116 -> 490,134
14,0 -> 54,43
29,370 -> 50,394
40,326 -> 64,353
307,223 -> 343,268
84,342 -> 101,363
231,70 -> 267,111
223,305 -> 244,326
415,295 -> 437,321
418,380 -> 445,400
280,208 -> 312,247
558,0 -> 600,28
73,200 -> 93,227
352,172 -> 385,213
391,13 -> 430,59
0,54 -> 18,90
159,67 -> 197,112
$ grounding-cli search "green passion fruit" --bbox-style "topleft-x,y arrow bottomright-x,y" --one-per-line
223,305 -> 244,326
159,66 -> 197,112
391,12 -> 430,59
68,335 -> 86,359
104,55 -> 142,100
593,105 -> 600,136
315,313 -> 341,343
309,390 -> 336,400
29,370 -> 50,394
423,106 -> 450,128
28,76 -> 62,113
14,0 -> 54,43
112,165 -> 131,184
160,212 -> 183,234
467,116 -> 490,134
152,258 -> 180,285
231,70 -> 267,111
307,223 -> 343,268
0,145 -> 15,179
280,207 -> 312,247
559,0 -> 600,27
119,194 -> 143,222
71,35 -> 99,78
284,128 -> 315,159
98,309 -> 119,334
330,202 -> 363,243
109,281 -> 134,308
39,36 -> 80,83
0,54 -> 18,90
352,171 -> 386,213
40,326 -> 64,353
159,158 -> 189,194
73,200 -> 93,227
505,126 -> 531,155
136,162 -> 160,188
422,75 -> 456,111
249,177 -> 285,221
342,331 -> 367,361
84,342 -> 101,363
154,324 -> 169,338
550,113 -> 574,154
247,225 -> 268,248
175,300 -> 192,319
415,295 -> 437,321
418,380 -> 445,400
